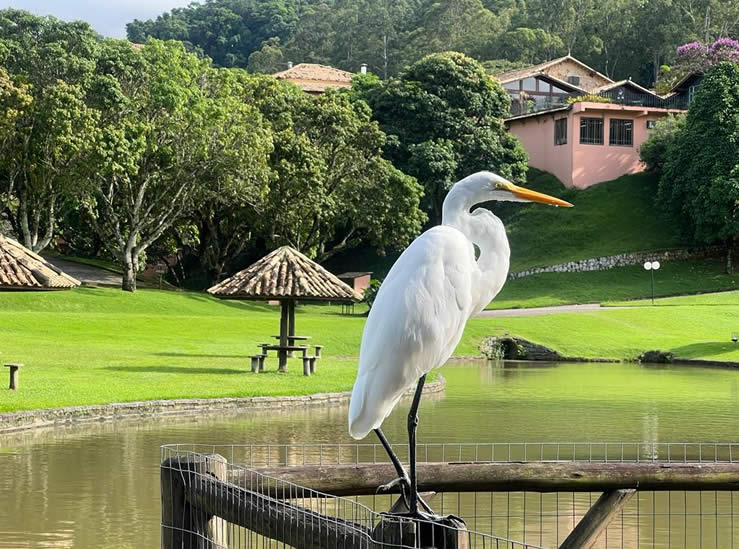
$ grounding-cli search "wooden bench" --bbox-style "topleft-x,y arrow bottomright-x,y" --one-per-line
302,356 -> 317,376
4,363 -> 22,390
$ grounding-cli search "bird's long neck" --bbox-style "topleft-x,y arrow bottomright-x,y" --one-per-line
442,185 -> 510,310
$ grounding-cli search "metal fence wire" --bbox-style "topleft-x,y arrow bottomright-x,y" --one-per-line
161,442 -> 739,549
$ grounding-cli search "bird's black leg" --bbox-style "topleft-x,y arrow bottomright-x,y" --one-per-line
407,374 -> 426,516
374,428 -> 410,508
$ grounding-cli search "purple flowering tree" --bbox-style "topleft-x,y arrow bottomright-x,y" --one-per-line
674,37 -> 739,73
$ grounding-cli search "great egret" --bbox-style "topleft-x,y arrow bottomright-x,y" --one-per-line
348,171 -> 572,519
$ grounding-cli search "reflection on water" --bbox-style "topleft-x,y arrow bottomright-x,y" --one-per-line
1,361 -> 739,547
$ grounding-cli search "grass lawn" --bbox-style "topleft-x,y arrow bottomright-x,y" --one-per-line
1,287 -> 738,414
487,258 -> 739,309
495,169 -> 690,271
462,290 -> 739,362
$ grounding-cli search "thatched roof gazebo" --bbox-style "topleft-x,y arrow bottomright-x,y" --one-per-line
0,235 -> 80,290
207,246 -> 361,371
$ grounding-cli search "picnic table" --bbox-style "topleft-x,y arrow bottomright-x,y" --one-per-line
272,335 -> 311,356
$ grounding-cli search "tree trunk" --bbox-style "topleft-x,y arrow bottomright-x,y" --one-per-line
727,236 -> 734,274
122,250 -> 138,293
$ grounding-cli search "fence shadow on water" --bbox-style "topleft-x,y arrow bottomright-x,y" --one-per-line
160,442 -> 739,549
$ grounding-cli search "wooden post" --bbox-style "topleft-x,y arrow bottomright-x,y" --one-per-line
302,356 -> 311,376
4,364 -> 22,391
559,489 -> 636,549
278,300 -> 288,372
287,300 -> 296,357
161,454 -> 228,549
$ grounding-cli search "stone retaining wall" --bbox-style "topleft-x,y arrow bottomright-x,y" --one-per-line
0,377 -> 445,434
509,246 -> 724,280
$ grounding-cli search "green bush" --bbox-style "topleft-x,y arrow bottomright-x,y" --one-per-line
638,114 -> 686,172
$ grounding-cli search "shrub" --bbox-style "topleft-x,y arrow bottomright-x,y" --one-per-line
638,114 -> 686,172
567,94 -> 612,104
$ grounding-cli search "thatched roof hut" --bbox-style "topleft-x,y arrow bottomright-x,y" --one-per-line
0,235 -> 80,290
208,246 -> 360,371
208,246 -> 361,302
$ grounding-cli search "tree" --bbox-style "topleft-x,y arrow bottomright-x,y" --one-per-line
236,75 -> 426,262
358,51 -> 528,224
0,9 -> 101,251
86,40 -> 270,292
659,62 -> 739,272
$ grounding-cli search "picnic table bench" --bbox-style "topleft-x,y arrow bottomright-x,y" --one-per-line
251,342 -> 323,375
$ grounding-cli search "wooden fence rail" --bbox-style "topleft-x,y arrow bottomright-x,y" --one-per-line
243,461 -> 739,497
162,456 -> 739,549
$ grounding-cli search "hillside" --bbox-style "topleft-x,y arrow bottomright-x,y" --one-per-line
503,169 -> 690,271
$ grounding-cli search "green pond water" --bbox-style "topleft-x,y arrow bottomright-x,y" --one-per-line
1,361 -> 738,548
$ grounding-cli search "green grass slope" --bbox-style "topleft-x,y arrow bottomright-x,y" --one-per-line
1,288 -> 738,414
503,169 -> 689,271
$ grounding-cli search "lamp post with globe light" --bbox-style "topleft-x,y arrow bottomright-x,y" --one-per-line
643,260 -> 661,304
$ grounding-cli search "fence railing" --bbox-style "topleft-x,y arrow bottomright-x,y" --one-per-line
161,442 -> 739,549
507,91 -> 689,117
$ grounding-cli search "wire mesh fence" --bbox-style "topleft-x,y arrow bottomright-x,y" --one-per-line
161,442 -> 739,549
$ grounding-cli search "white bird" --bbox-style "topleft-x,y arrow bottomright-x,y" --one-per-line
348,171 -> 572,519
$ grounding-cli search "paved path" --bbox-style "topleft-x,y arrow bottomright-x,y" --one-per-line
43,256 -> 123,287
476,303 -> 628,318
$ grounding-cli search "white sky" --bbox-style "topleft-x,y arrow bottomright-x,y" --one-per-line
1,1 -> 195,38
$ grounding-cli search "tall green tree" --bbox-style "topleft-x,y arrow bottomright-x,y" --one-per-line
659,62 -> 739,272
358,51 -> 527,224
86,40 -> 270,292
0,9 -> 101,251
242,76 -> 426,260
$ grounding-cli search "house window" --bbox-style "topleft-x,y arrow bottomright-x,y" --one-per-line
609,119 -> 633,146
539,80 -> 551,93
554,118 -> 567,145
503,81 -> 520,91
688,84 -> 699,103
580,117 -> 603,145
522,77 -> 537,91
567,75 -> 581,86
646,120 -> 657,130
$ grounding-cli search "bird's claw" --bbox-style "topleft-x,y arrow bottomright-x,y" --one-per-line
377,475 -> 410,493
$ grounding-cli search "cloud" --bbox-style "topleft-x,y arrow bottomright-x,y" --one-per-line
1,0 -> 195,38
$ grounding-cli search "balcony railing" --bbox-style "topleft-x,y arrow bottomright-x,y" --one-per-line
507,90 -> 689,118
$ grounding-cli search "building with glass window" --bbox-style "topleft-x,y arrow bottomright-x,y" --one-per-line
497,56 -> 689,188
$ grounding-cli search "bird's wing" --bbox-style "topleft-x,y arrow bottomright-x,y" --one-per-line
348,226 -> 476,439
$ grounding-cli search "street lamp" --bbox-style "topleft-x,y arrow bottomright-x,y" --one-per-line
643,260 -> 661,304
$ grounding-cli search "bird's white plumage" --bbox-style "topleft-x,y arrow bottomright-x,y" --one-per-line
348,172 -> 515,440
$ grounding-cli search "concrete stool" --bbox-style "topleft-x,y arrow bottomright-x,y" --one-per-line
250,355 -> 261,373
5,363 -> 22,390
302,356 -> 312,376
314,345 -> 323,358
309,356 -> 317,375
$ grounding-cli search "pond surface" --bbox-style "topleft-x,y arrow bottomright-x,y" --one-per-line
1,361 -> 739,548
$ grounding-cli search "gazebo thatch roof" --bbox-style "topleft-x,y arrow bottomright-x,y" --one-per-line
207,246 -> 361,302
0,235 -> 81,290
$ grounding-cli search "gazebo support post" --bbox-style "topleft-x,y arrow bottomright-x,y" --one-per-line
287,300 -> 296,357
279,300 -> 289,372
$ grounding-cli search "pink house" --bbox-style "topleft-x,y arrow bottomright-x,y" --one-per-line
497,57 -> 688,188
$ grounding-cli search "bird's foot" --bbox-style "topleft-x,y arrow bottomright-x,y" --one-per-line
377,474 -> 411,510
383,509 -> 465,525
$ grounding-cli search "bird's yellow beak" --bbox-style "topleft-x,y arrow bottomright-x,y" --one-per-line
500,182 -> 573,207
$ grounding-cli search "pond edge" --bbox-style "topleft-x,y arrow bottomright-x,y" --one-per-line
0,376 -> 446,434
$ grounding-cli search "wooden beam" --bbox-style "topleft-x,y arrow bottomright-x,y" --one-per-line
185,470 -> 374,549
241,462 -> 739,497
559,489 -> 636,549
278,300 -> 288,371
